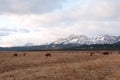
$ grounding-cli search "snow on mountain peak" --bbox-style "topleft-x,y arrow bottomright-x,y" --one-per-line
52,34 -> 92,45
52,34 -> 119,45
92,34 -> 118,44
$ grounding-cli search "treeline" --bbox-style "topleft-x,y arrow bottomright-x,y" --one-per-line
64,44 -> 120,51
0,43 -> 120,51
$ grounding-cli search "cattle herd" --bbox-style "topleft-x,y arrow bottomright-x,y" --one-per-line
13,52 -> 52,57
13,51 -> 120,57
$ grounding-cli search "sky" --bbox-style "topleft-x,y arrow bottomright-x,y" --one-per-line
0,0 -> 120,47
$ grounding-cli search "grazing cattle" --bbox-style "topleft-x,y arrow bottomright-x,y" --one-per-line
103,52 -> 109,55
119,52 -> 120,54
13,53 -> 17,57
90,52 -> 94,56
23,53 -> 26,56
45,53 -> 51,57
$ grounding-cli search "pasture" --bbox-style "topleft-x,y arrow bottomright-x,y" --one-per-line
0,51 -> 120,80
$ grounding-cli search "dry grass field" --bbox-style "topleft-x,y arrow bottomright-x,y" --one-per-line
0,51 -> 120,80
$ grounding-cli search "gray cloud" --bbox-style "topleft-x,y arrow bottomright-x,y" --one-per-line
18,28 -> 30,33
0,0 -> 64,14
0,27 -> 17,32
0,27 -> 30,36
0,31 -> 11,36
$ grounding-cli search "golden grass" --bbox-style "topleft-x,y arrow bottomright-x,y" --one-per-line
0,51 -> 120,80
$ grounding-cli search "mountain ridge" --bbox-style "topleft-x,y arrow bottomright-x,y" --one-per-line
0,34 -> 120,51
51,34 -> 120,45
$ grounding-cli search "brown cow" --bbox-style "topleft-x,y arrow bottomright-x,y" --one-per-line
45,53 -> 51,57
90,52 -> 94,56
23,53 -> 26,56
13,53 -> 17,57
118,52 -> 120,54
103,52 -> 109,55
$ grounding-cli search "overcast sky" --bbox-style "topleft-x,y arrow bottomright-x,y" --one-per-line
0,0 -> 120,47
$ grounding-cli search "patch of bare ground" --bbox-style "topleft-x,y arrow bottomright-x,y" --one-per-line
0,51 -> 120,80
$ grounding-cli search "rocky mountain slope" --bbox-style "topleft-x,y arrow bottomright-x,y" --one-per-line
51,34 -> 120,45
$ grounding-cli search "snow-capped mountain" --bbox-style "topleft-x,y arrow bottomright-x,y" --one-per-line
51,34 -> 120,45
0,34 -> 119,51
92,34 -> 118,44
52,34 -> 93,45
117,36 -> 120,41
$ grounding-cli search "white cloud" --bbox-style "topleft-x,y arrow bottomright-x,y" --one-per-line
0,0 -> 120,47
0,0 -> 64,14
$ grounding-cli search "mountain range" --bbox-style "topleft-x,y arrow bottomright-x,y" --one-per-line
0,34 -> 120,51
51,34 -> 120,45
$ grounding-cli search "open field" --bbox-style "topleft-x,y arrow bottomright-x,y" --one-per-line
0,51 -> 120,80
